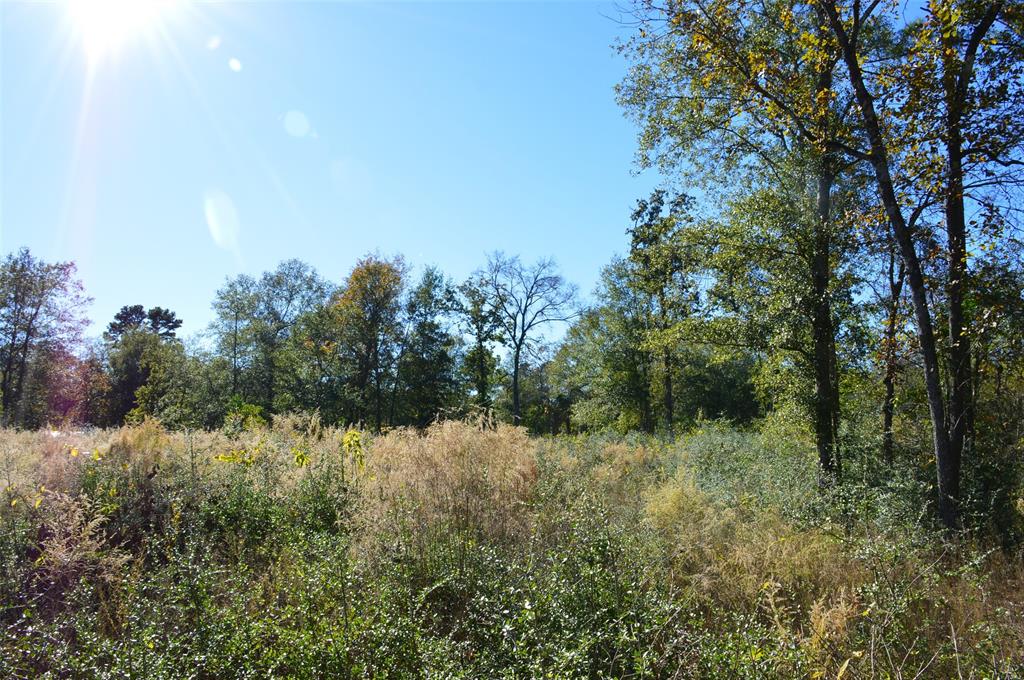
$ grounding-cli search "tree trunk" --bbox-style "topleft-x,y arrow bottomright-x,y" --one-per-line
475,338 -> 490,409
511,345 -> 522,426
822,4 -> 958,527
812,168 -> 841,484
640,354 -> 654,434
231,313 -> 239,397
942,37 -> 971,509
663,346 -> 674,439
882,249 -> 905,466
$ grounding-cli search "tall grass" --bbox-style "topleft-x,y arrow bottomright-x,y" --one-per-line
0,418 -> 1021,678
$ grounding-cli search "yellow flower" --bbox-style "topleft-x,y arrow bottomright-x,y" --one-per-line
292,446 -> 310,468
343,429 -> 364,470
70,447 -> 80,457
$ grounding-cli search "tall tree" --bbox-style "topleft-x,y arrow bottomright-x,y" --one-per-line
103,304 -> 184,424
147,307 -> 183,338
618,0 -> 866,476
251,260 -> 330,412
395,267 -> 462,426
481,253 -> 577,426
210,261 -> 328,413
627,191 -> 700,438
105,328 -> 167,424
816,0 -> 1024,527
106,304 -> 182,341
211,275 -> 257,398
0,249 -> 90,427
106,305 -> 147,340
334,254 -> 407,430
556,258 -> 657,433
457,274 -> 502,411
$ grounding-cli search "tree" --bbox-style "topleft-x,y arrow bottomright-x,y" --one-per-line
617,0 -> 868,476
106,305 -> 147,340
281,304 -> 347,422
211,275 -> 257,398
0,248 -> 90,427
132,340 -> 232,429
395,267 -> 462,427
457,274 -> 502,411
556,259 -> 657,433
147,307 -> 183,338
105,328 -> 166,424
627,191 -> 701,438
210,261 -> 328,413
816,0 -> 1024,527
102,304 -> 184,425
514,354 -> 575,435
333,254 -> 407,430
251,260 -> 330,412
481,253 -> 577,426
106,305 -> 183,341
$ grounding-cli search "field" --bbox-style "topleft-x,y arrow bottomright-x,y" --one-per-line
2,418 -> 1022,679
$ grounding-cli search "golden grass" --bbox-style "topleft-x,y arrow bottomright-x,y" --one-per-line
361,421 -> 538,550
1,419 -> 1022,677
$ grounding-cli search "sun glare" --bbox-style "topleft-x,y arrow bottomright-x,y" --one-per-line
67,0 -> 179,65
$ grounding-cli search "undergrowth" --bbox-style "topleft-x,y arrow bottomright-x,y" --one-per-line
0,417 -> 1021,678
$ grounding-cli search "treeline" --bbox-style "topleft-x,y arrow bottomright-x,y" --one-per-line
0,247 -> 760,439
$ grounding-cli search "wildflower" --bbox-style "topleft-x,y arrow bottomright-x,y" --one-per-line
70,447 -> 80,457
292,446 -> 310,468
343,429 -> 364,470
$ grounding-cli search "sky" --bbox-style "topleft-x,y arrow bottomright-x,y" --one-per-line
1,0 -> 662,338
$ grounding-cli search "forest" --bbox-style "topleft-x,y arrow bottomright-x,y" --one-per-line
2,0 -> 1024,677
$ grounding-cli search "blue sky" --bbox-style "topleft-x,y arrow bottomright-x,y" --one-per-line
1,1 -> 661,337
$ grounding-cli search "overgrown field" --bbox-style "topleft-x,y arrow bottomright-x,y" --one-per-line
1,418 -> 1022,678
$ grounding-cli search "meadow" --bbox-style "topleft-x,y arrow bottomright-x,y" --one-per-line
2,417 -> 1022,679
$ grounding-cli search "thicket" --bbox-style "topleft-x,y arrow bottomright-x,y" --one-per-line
2,418 -> 1021,678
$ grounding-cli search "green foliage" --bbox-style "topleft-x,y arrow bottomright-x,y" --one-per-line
4,422 -> 1021,678
222,397 -> 268,436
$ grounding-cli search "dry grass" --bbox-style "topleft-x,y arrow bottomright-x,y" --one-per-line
644,469 -> 863,611
1,420 -> 1023,677
361,421 -> 538,553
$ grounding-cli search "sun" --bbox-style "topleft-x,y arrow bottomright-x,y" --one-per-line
67,0 -> 180,66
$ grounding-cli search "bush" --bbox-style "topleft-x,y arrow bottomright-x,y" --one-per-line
1,420 -> 1022,678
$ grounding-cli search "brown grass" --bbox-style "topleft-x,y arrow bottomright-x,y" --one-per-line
1,419 -> 1022,677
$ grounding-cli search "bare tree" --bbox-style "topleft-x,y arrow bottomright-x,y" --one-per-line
482,253 -> 577,426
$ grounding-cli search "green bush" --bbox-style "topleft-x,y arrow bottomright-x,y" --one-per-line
1,421 -> 1022,678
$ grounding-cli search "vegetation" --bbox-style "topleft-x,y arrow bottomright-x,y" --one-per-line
2,419 -> 1022,678
2,0 -> 1023,675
